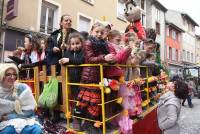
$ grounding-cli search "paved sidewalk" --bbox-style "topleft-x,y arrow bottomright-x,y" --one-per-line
179,98 -> 200,134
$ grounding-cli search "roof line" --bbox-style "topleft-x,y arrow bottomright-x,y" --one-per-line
181,13 -> 199,26
168,9 -> 199,26
166,21 -> 185,32
152,0 -> 168,12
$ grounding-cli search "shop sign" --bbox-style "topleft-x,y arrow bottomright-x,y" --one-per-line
6,0 -> 18,20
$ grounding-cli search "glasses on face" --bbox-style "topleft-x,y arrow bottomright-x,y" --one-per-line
5,73 -> 17,78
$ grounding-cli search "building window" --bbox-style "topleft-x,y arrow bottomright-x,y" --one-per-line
169,47 -> 172,60
82,0 -> 94,5
177,33 -> 181,42
189,23 -> 192,32
156,22 -> 160,35
166,27 -> 170,37
192,26 -> 195,33
188,24 -> 195,33
167,46 -> 169,59
182,50 -> 186,61
172,48 -> 176,61
141,14 -> 146,26
197,54 -> 199,63
187,51 -> 190,61
191,53 -> 193,62
141,0 -> 145,10
77,13 -> 92,32
176,50 -> 179,61
183,19 -> 187,26
155,8 -> 160,21
40,1 -> 58,34
172,30 -> 177,40
117,0 -> 126,21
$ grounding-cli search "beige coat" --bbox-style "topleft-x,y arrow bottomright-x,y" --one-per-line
157,91 -> 181,134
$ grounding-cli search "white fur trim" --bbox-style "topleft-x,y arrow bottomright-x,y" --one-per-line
17,84 -> 37,110
0,63 -> 18,81
0,98 -> 15,116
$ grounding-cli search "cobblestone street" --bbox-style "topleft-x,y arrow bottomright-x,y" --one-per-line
179,98 -> 200,134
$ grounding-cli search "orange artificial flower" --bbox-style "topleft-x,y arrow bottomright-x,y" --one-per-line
94,121 -> 102,128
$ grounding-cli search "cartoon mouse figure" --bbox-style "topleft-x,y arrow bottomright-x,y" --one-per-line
121,0 -> 146,40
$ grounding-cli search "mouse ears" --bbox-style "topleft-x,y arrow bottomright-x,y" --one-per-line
119,0 -> 137,6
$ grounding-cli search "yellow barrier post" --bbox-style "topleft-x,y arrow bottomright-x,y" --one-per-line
65,66 -> 70,129
146,67 -> 150,109
34,67 -> 39,101
100,64 -> 106,134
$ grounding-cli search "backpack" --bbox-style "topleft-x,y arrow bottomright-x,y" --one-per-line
38,77 -> 59,109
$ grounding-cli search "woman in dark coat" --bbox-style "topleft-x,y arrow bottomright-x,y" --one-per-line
46,14 -> 77,74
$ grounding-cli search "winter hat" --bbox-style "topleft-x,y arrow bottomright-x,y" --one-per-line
0,63 -> 18,82
0,63 -> 23,114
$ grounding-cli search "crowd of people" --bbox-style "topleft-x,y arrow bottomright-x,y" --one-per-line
0,13 -> 196,134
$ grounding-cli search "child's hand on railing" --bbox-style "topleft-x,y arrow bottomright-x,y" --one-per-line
59,58 -> 69,64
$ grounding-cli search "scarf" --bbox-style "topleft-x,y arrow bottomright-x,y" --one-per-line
88,36 -> 109,55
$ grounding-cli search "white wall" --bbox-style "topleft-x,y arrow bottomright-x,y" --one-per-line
151,6 -> 166,61
195,37 -> 200,63
182,33 -> 196,63
166,10 -> 197,64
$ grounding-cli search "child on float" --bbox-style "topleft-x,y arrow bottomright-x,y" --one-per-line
59,32 -> 84,97
77,22 -> 115,133
9,34 -> 40,72
103,30 -> 132,129
59,33 -> 84,130
21,34 -> 40,65
38,35 -> 48,62
107,29 -> 132,63
7,34 -> 40,82
104,29 -> 132,79
18,35 -> 48,72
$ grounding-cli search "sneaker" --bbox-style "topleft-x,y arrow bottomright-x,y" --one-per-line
189,104 -> 194,108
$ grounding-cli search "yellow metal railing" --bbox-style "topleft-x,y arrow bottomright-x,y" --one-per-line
17,68 -> 37,99
17,64 -> 167,134
64,64 -> 159,134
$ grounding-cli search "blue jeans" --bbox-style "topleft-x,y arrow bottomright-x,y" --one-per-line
182,95 -> 193,107
0,125 -> 16,134
0,124 -> 41,134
